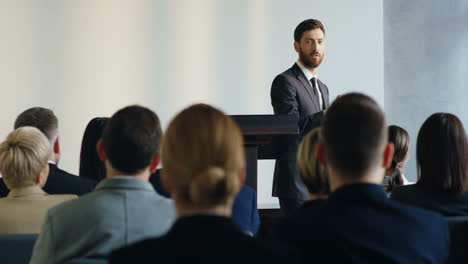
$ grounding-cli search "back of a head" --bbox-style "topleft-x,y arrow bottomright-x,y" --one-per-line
14,107 -> 58,145
162,104 -> 245,208
297,127 -> 329,195
0,127 -> 51,189
322,93 -> 387,179
386,125 -> 410,192
388,125 -> 410,171
79,117 -> 109,182
103,105 -> 162,175
417,113 -> 468,194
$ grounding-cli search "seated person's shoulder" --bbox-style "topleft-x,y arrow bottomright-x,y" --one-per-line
388,196 -> 448,232
110,235 -> 300,264
46,194 -> 77,202
391,183 -> 419,197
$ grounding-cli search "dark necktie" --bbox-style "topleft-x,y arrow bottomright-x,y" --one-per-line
311,77 -> 324,110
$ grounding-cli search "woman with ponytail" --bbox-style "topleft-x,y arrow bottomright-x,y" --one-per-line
110,104 -> 299,263
383,125 -> 411,194
0,127 -> 76,233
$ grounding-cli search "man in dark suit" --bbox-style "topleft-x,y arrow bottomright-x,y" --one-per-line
278,93 -> 449,263
271,19 -> 330,214
0,107 -> 96,197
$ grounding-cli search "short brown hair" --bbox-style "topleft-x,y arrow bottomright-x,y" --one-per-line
103,105 -> 162,174
297,128 -> 329,195
0,127 -> 51,189
416,113 -> 468,194
162,104 -> 244,208
294,19 -> 325,42
322,93 -> 387,178
14,107 -> 58,144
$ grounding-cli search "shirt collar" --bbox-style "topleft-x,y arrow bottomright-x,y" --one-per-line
296,60 -> 317,81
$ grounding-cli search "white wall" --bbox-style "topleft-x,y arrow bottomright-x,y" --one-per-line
0,0 -> 383,208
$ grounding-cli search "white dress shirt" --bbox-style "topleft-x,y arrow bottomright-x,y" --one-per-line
296,60 -> 323,110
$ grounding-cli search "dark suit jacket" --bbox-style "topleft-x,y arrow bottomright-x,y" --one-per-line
150,169 -> 260,235
391,183 -> 468,216
43,163 -> 96,196
0,163 -> 96,197
270,63 -> 330,200
110,215 -> 300,263
257,199 -> 326,241
278,184 -> 450,264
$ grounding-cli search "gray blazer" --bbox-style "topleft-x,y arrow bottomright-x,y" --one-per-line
30,177 -> 175,264
270,63 -> 330,200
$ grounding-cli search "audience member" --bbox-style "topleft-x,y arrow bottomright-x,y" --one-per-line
79,116 -> 260,235
258,127 -> 329,240
0,107 -> 96,197
0,127 -> 76,234
79,117 -> 259,234
79,117 -> 109,182
30,105 -> 175,264
391,113 -> 468,216
278,93 -> 449,263
109,104 -> 299,263
296,127 -> 329,203
383,125 -> 411,193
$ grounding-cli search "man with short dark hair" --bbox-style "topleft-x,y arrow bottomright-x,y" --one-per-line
30,105 -> 175,264
278,93 -> 449,263
0,107 -> 96,197
271,19 -> 330,214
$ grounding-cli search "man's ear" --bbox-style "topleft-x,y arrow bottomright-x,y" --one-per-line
53,137 -> 60,154
149,154 -> 160,174
316,142 -> 327,167
96,139 -> 107,162
382,143 -> 395,169
160,169 -> 172,195
36,163 -> 49,187
294,41 -> 300,53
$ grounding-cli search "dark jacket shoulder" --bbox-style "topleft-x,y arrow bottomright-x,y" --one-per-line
110,215 -> 300,264
391,184 -> 468,216
44,163 -> 97,196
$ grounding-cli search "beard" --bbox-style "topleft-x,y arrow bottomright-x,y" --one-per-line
299,49 -> 324,69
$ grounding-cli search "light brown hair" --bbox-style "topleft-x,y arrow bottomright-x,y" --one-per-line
0,127 -> 51,189
162,104 -> 244,208
297,127 -> 329,195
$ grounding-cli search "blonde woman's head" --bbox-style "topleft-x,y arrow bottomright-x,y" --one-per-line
0,127 -> 51,189
162,104 -> 245,208
297,127 -> 329,196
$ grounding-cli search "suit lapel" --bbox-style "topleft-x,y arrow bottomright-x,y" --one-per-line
292,64 -> 320,112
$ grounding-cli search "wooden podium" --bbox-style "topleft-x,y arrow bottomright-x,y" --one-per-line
231,115 -> 299,191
